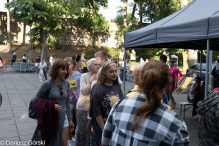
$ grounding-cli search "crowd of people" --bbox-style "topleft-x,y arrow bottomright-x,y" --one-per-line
28,51 -> 193,146
2,48 -> 219,145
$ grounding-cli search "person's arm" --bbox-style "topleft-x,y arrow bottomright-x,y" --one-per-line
174,121 -> 189,146
96,115 -> 105,131
91,85 -> 104,130
66,82 -> 73,119
80,74 -> 92,96
30,81 -> 52,110
86,120 -> 95,139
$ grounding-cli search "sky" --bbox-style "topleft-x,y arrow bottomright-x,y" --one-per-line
0,0 -> 135,21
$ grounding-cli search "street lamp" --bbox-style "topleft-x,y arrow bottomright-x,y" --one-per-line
29,20 -> 32,63
116,31 -> 119,67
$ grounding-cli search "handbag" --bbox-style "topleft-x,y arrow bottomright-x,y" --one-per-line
77,93 -> 91,111
28,80 -> 52,119
187,94 -> 191,103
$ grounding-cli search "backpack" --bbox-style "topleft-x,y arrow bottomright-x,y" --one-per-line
2,61 -> 5,65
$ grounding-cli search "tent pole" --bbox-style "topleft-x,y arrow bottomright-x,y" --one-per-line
199,50 -> 202,77
205,40 -> 210,99
123,48 -> 126,96
209,51 -> 213,75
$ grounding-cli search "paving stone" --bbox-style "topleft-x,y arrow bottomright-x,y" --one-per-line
15,118 -> 36,124
17,123 -> 37,130
13,112 -> 28,117
0,113 -> 14,118
0,125 -> 17,132
0,130 -> 19,138
18,127 -> 36,136
0,119 -> 16,126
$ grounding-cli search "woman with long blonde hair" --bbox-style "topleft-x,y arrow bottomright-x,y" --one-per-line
89,61 -> 124,146
102,60 -> 189,146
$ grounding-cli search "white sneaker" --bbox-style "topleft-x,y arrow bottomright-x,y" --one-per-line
39,80 -> 43,82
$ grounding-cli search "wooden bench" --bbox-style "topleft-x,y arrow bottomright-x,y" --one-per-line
179,102 -> 193,119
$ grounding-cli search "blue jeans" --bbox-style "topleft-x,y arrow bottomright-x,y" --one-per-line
90,137 -> 95,146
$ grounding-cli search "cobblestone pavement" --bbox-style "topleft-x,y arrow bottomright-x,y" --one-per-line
0,73 -> 199,146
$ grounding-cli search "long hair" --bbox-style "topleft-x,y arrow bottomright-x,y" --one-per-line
90,61 -> 118,99
96,61 -> 119,85
133,60 -> 171,131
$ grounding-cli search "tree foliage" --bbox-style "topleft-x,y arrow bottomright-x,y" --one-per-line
6,0 -> 109,55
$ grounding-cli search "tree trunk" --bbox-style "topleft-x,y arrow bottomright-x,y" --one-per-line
123,0 -> 128,28
42,29 -> 48,60
139,2 -> 143,27
128,0 -> 137,27
7,0 -> 12,53
23,21 -> 26,44
151,0 -> 159,21
92,32 -> 96,48
63,19 -> 67,52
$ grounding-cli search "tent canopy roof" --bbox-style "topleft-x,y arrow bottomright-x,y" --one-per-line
124,0 -> 219,49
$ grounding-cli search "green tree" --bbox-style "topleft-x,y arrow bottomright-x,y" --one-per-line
112,12 -> 138,25
6,0 -> 68,59
6,0 -> 12,53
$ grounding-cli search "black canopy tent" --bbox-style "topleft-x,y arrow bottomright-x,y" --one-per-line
123,0 -> 219,98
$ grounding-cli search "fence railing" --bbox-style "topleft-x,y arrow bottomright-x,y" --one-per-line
3,62 -> 39,73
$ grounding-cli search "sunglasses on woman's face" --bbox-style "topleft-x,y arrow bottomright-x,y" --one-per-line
59,86 -> 63,96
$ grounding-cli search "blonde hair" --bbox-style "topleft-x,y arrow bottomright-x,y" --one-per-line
133,62 -> 146,85
96,61 -> 119,84
96,67 -> 102,80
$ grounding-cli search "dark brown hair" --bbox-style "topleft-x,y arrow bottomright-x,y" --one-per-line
49,59 -> 69,80
94,51 -> 108,61
133,60 -> 171,130
195,77 -> 201,84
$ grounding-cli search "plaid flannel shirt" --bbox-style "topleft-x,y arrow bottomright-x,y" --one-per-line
102,93 -> 189,146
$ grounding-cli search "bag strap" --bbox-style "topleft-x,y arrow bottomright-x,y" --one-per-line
112,97 -> 126,114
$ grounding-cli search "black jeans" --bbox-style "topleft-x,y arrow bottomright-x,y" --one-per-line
11,60 -> 15,65
43,68 -> 47,80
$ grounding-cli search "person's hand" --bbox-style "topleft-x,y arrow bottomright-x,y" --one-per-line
54,104 -> 62,111
169,99 -> 176,109
69,119 -> 75,131
90,74 -> 96,83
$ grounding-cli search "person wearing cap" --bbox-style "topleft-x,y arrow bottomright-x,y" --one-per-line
169,60 -> 178,108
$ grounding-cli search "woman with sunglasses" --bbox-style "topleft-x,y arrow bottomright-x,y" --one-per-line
64,57 -> 81,146
32,59 -> 74,146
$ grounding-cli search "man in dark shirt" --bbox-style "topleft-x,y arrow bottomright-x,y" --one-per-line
11,52 -> 17,65
36,54 -> 41,63
210,62 -> 219,90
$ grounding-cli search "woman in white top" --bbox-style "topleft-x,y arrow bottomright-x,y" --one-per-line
49,55 -> 53,66
39,60 -> 47,81
23,54 -> 27,63
39,61 -> 44,81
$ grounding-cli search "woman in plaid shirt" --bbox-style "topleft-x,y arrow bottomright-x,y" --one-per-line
102,60 -> 189,146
